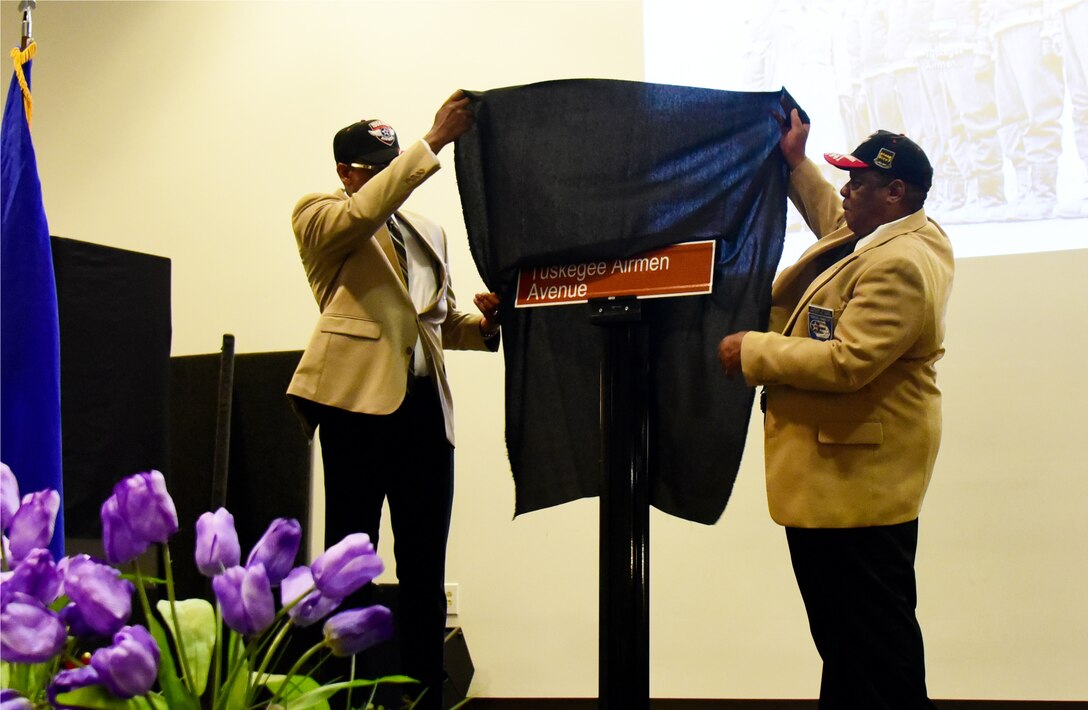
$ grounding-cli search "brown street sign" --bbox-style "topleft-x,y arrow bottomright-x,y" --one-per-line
514,240 -> 716,308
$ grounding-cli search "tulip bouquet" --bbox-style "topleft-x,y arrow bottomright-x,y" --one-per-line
0,463 -> 417,709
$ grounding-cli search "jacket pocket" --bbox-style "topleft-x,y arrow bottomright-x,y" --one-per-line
817,421 -> 883,445
319,314 -> 381,339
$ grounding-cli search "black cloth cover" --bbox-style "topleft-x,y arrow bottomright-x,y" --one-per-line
455,79 -> 792,524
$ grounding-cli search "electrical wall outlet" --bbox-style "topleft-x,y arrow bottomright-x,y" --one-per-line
444,583 -> 459,615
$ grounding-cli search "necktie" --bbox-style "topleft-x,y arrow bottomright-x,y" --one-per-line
388,216 -> 422,376
386,216 -> 409,284
809,236 -> 858,281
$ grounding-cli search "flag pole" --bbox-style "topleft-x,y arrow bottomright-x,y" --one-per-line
4,0 -> 63,559
20,0 -> 36,50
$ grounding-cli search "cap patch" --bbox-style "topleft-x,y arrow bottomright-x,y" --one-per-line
367,120 -> 396,146
874,148 -> 895,169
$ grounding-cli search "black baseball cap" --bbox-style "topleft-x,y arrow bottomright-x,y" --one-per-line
824,130 -> 933,190
333,119 -> 400,166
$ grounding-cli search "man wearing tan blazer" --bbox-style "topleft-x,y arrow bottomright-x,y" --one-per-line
288,91 -> 499,708
719,110 -> 953,708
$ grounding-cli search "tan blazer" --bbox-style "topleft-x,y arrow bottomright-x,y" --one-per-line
741,159 -> 954,528
287,140 -> 491,445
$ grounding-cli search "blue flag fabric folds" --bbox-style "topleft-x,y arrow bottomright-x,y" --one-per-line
456,79 -> 791,524
1,46 -> 64,557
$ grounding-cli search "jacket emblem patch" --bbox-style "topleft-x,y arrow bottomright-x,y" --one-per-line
808,305 -> 834,341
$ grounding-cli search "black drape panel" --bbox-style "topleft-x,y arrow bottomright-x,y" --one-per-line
456,79 -> 793,524
169,351 -> 311,600
52,236 -> 172,538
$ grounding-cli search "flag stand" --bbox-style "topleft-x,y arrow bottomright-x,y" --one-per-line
590,296 -> 650,710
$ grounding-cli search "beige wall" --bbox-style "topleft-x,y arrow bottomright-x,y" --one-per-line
4,0 -> 1086,701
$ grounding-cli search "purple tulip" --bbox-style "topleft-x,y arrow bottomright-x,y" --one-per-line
61,554 -> 134,637
7,489 -> 59,561
212,563 -> 275,636
0,570 -> 13,609
100,495 -> 147,565
194,508 -> 240,577
246,518 -> 301,585
101,471 -> 178,565
310,533 -> 384,599
323,605 -> 394,657
281,566 -> 342,627
48,664 -> 100,708
1,688 -> 34,710
90,625 -> 160,699
4,548 -> 61,605
1,463 -> 19,533
111,471 -> 178,543
0,592 -> 67,663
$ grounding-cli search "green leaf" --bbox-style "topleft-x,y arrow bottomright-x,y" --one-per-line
219,654 -> 249,710
52,684 -> 146,709
277,677 -> 417,710
257,673 -> 327,710
48,592 -> 71,613
144,608 -> 201,710
30,660 -> 57,695
155,598 -> 215,695
144,692 -> 171,710
121,573 -> 168,586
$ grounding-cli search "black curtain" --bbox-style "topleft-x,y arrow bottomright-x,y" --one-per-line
169,351 -> 312,600
456,79 -> 794,524
52,236 -> 171,539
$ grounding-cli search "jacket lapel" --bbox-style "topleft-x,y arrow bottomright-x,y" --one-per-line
778,210 -> 930,335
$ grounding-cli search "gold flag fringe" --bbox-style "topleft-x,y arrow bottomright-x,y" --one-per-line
10,41 -> 36,127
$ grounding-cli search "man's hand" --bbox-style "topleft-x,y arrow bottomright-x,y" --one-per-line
424,90 -> 475,154
474,292 -> 501,336
779,108 -> 809,171
717,331 -> 749,378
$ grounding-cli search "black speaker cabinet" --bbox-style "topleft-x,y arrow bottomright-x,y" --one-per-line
442,625 -> 475,707
290,583 -> 475,708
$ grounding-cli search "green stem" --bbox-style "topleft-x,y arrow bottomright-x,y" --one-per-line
268,640 -> 327,704
46,642 -> 71,693
10,662 -> 30,696
211,602 -> 223,703
250,619 -> 293,697
132,561 -> 156,632
241,633 -> 264,708
277,584 -> 313,617
161,543 -> 196,694
213,633 -> 246,710
345,654 -> 356,710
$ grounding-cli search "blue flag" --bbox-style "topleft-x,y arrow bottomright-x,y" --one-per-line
1,42 -> 64,559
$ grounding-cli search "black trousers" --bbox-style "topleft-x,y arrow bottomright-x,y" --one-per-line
786,520 -> 937,710
315,380 -> 453,710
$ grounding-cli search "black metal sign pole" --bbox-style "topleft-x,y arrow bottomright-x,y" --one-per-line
590,297 -> 650,710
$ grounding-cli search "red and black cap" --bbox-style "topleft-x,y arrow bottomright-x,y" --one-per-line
333,119 -> 400,166
824,130 -> 933,190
